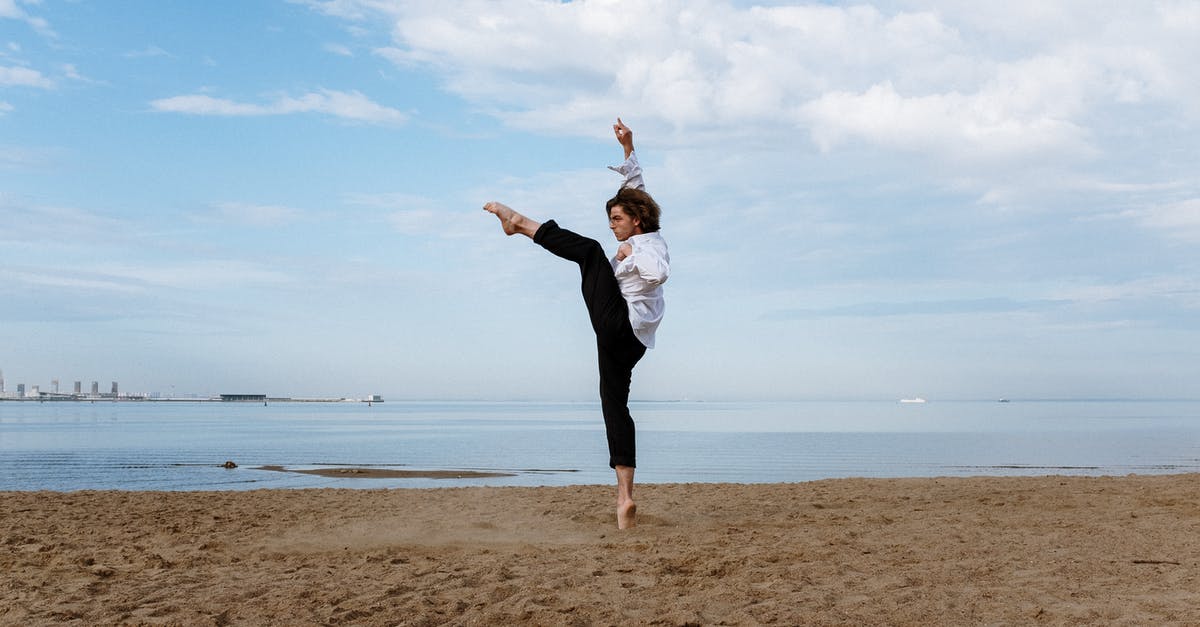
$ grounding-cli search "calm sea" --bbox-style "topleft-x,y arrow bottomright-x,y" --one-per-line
1,400 -> 1198,491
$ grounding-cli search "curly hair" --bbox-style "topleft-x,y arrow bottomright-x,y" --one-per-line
605,187 -> 661,233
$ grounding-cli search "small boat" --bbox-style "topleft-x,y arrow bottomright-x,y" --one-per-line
899,397 -> 927,404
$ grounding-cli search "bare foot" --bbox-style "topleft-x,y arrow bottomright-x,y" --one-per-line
617,499 -> 637,530
483,201 -> 537,237
615,465 -> 636,529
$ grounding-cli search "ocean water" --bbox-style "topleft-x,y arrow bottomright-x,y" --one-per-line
1,400 -> 1198,491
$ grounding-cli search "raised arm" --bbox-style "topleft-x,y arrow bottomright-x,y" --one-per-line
608,117 -> 645,191
613,117 -> 634,160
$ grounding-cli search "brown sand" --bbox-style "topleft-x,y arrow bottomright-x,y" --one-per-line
2,474 -> 1198,625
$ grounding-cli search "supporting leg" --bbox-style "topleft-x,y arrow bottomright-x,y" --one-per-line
616,465 -> 636,529
597,337 -> 644,469
599,334 -> 645,530
483,205 -> 646,530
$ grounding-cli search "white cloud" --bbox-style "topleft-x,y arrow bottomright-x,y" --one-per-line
1052,275 -> 1200,309
152,94 -> 264,116
387,209 -> 435,234
89,261 -> 295,290
0,64 -> 53,88
296,0 -> 371,21
208,201 -> 304,227
0,100 -> 11,114
122,45 -> 173,59
0,197 -> 122,241
344,191 -> 423,209
1127,199 -> 1200,243
0,0 -> 53,36
323,42 -> 353,56
344,192 -> 475,237
3,268 -> 143,293
150,89 -> 407,125
58,63 -> 97,84
308,1 -> 1200,161
799,78 -> 1091,162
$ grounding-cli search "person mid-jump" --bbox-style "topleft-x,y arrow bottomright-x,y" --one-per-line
483,118 -> 669,529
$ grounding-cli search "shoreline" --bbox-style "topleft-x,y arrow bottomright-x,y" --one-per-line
255,465 -> 516,479
4,473 -> 1199,624
0,397 -> 377,403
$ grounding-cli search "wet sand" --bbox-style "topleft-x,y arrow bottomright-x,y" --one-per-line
255,465 -> 516,479
3,474 -> 1199,625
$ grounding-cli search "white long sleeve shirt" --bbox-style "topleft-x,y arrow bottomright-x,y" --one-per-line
609,152 -> 669,349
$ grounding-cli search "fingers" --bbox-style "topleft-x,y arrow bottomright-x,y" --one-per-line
614,117 -> 632,142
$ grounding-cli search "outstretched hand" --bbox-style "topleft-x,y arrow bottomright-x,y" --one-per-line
613,117 -> 634,159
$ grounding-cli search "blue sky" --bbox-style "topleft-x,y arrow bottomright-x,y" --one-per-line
2,0 -> 1198,401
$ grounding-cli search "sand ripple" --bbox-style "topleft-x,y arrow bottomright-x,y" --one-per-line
3,474 -> 1199,625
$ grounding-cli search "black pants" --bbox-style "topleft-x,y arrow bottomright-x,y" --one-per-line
534,220 -> 647,468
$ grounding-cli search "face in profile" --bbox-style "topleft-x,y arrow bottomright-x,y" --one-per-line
608,205 -> 641,242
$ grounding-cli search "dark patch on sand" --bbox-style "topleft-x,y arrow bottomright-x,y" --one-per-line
255,465 -> 514,479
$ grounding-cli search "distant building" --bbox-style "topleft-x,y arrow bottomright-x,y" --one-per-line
52,379 -> 59,394
111,381 -> 119,396
220,394 -> 267,402
74,381 -> 82,395
17,383 -> 25,398
91,381 -> 99,396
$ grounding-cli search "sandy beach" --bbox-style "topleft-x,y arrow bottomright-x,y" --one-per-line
3,473 -> 1198,625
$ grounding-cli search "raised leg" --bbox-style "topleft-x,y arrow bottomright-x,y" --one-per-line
534,220 -> 631,340
483,201 -> 541,238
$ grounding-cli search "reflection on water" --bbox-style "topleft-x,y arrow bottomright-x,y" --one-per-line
1,400 -> 1198,491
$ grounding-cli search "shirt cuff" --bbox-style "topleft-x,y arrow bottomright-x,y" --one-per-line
607,151 -> 645,191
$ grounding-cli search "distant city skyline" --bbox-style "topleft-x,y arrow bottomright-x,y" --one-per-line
1,363 -> 1195,403
0,367 -> 119,398
0,366 -> 393,402
0,365 -> 396,401
3,2 -> 1198,401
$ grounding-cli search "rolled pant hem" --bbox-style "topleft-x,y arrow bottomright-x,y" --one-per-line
610,458 -> 636,469
532,219 -> 556,245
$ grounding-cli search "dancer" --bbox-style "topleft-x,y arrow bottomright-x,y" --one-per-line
483,118 -> 669,529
